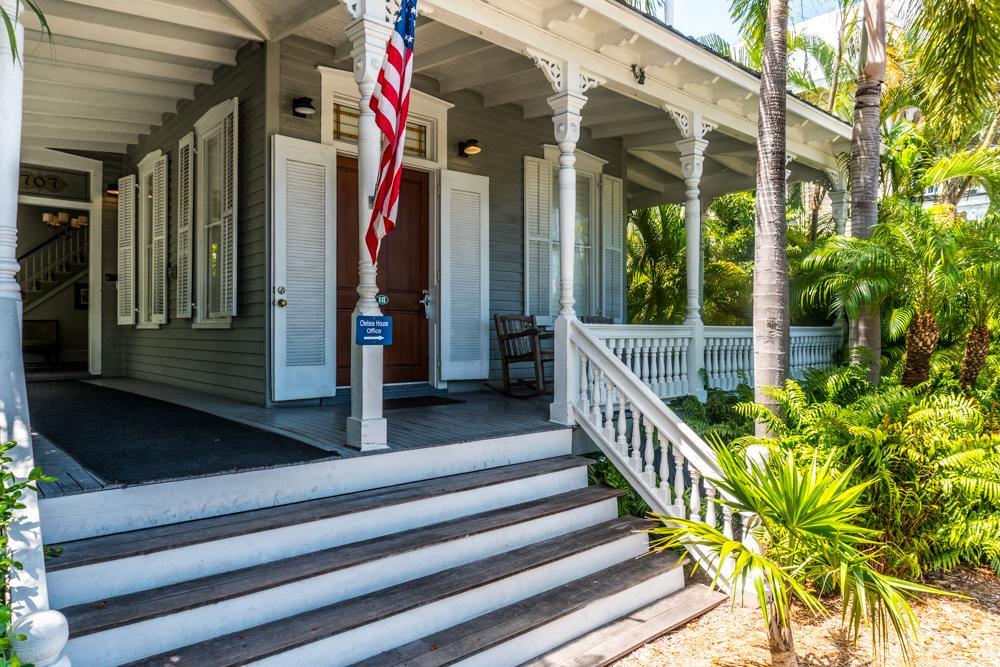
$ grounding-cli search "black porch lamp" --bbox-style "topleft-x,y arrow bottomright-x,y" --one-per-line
292,97 -> 317,118
105,182 -> 119,197
459,139 -> 482,158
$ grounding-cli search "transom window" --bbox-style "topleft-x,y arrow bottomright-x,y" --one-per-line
331,103 -> 429,159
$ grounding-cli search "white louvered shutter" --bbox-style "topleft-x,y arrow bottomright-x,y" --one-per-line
601,174 -> 625,322
441,171 -> 490,380
524,156 -> 552,317
220,98 -> 238,316
150,155 -> 168,324
176,132 -> 194,318
117,174 -> 136,325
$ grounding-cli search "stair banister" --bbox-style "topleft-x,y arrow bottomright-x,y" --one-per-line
568,320 -> 751,591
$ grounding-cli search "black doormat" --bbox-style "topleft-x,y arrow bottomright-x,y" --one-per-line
384,395 -> 465,410
26,381 -> 334,485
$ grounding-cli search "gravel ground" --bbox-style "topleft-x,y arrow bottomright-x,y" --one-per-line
615,566 -> 1000,667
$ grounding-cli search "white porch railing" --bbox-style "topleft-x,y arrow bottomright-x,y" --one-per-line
588,323 -> 844,394
569,320 -> 751,589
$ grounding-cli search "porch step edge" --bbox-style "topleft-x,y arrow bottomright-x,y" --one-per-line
47,454 -> 592,572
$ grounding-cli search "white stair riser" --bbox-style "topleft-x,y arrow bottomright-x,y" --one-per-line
40,429 -> 573,542
457,567 -> 686,667
49,466 -> 589,608
252,532 -> 650,667
63,500 -> 621,667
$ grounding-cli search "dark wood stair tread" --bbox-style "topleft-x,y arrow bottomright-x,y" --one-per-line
48,455 -> 592,571
124,517 -> 651,667
356,544 -> 682,666
64,486 -> 624,638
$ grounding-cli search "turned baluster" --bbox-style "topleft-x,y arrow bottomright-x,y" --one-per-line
643,340 -> 653,390
578,353 -> 590,414
722,505 -> 734,540
680,341 -> 689,390
704,481 -> 717,529
643,418 -> 655,484
602,377 -> 615,441
672,447 -> 686,513
657,435 -> 671,505
655,339 -> 667,397
629,410 -> 643,473
664,339 -> 675,396
624,339 -> 635,376
741,512 -> 760,553
689,468 -> 702,523
589,366 -> 602,426
615,385 -> 628,457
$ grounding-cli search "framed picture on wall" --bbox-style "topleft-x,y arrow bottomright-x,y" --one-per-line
74,283 -> 89,310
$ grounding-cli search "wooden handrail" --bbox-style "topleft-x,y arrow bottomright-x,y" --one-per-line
17,227 -> 80,262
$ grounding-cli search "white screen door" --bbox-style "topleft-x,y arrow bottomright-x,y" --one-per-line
271,135 -> 338,401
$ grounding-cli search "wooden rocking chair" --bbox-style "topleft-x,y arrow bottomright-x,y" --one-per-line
488,314 -> 554,398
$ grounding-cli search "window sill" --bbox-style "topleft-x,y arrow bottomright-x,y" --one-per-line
192,318 -> 232,330
136,322 -> 161,330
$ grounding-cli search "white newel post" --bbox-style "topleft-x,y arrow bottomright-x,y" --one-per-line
0,3 -> 71,664
669,107 -> 714,401
529,52 -> 602,425
345,5 -> 391,451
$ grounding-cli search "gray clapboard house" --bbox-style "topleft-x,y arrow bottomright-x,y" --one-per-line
1,0 -> 851,664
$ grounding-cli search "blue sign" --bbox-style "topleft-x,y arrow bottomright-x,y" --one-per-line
355,315 -> 393,346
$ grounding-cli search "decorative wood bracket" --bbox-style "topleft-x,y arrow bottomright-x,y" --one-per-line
527,49 -> 603,96
665,105 -> 717,140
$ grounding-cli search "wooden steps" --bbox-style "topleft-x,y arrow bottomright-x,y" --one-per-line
63,486 -> 623,638
125,518 -> 658,667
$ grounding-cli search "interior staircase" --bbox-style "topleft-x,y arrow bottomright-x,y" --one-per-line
43,429 -> 725,666
17,226 -> 89,313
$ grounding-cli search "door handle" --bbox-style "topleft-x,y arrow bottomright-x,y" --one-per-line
419,290 -> 431,307
275,298 -> 288,308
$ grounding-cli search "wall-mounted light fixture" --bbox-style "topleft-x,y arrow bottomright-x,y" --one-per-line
631,64 -> 646,85
458,139 -> 482,158
106,182 -> 119,197
292,97 -> 317,118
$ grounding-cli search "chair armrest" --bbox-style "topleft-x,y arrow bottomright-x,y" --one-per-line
498,328 -> 541,342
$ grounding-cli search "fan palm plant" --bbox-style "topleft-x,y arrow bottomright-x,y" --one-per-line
649,448 -> 944,667
799,200 -> 959,387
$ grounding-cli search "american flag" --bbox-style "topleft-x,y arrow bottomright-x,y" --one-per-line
366,0 -> 418,264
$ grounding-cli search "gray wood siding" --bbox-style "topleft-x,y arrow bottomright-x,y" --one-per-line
120,43 -> 268,404
278,36 -> 623,380
100,156 -> 124,376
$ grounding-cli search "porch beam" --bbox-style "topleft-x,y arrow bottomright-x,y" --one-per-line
626,161 -> 668,192
24,63 -> 196,99
438,57 -> 536,94
582,105 -> 661,127
23,81 -> 179,114
482,80 -> 552,108
219,0 -> 272,40
24,38 -> 216,85
20,12 -> 237,66
709,153 -> 755,177
0,4 -> 71,663
628,148 -> 683,179
59,0 -> 264,41
272,0 -> 341,42
20,137 -> 130,153
21,126 -> 140,144
22,116 -> 152,135
588,117 -> 670,140
22,99 -> 165,126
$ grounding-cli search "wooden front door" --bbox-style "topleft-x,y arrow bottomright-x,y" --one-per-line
336,157 -> 430,385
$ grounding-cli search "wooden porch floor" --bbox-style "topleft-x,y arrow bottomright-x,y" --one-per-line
32,379 -> 560,499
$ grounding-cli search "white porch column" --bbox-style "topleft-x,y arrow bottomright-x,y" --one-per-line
669,107 -> 715,400
529,52 -> 602,425
0,4 -> 71,664
826,168 -> 849,235
345,6 -> 391,451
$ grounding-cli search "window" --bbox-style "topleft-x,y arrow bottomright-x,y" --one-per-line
192,98 -> 238,327
135,150 -> 167,327
549,170 -> 595,314
331,102 -> 430,159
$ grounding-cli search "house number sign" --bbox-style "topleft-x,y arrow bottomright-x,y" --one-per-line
19,165 -> 90,201
355,315 -> 393,346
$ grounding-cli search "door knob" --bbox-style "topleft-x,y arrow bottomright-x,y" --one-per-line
419,290 -> 431,307
276,298 -> 288,308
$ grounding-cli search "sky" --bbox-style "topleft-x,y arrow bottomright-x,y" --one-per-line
672,0 -> 842,43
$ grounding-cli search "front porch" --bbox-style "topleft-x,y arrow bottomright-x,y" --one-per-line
30,377 -> 557,498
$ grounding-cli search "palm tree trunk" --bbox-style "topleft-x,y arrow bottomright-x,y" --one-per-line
960,324 -> 991,391
901,311 -> 940,387
848,0 -> 886,385
766,599 -> 798,666
753,0 -> 790,437
826,2 -> 848,114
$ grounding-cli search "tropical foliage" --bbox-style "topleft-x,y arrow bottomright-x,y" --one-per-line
649,445 -> 945,666
1,0 -> 48,63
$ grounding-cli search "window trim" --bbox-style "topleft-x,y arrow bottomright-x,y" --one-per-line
135,149 -> 162,329
193,100 -> 234,328
317,66 -> 453,172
